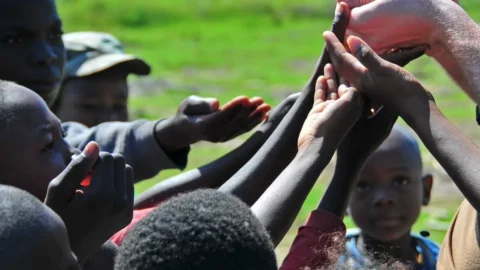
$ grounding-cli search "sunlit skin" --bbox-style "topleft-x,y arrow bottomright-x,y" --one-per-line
54,67 -> 129,127
349,127 -> 433,263
0,82 -> 75,200
0,0 -> 65,106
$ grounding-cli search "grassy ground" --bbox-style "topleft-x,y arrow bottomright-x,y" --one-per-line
57,0 -> 479,259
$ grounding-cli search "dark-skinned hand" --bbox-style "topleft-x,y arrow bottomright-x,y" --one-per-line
332,40 -> 427,162
155,95 -> 271,152
45,142 -> 134,266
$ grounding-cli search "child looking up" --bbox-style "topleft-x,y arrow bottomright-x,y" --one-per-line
341,125 -> 438,269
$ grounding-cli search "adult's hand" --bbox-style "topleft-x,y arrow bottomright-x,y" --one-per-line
45,142 -> 134,266
323,32 -> 434,125
339,0 -> 460,55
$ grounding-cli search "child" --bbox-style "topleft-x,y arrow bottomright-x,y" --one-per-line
0,0 -> 269,182
0,80 -> 133,266
323,29 -> 480,269
115,189 -> 277,270
340,125 -> 438,269
0,185 -> 79,270
52,32 -> 151,127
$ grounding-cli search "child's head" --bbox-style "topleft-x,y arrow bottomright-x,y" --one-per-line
0,0 -> 65,106
0,80 -> 73,200
53,32 -> 151,127
349,125 -> 433,243
116,189 -> 277,270
0,185 -> 78,270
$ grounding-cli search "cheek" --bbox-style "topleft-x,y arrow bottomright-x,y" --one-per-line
349,199 -> 371,227
0,49 -> 29,81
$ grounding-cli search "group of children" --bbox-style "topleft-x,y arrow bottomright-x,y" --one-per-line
0,0 -> 479,269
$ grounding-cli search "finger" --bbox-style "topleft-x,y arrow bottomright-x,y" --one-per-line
339,87 -> 365,110
244,104 -> 271,131
339,75 -> 350,88
381,46 -> 428,67
112,154 -> 127,201
125,165 -> 134,217
88,152 -> 115,196
346,36 -> 390,73
331,2 -> 351,44
249,97 -> 264,108
314,76 -> 328,105
46,142 -> 100,203
221,96 -> 251,110
324,64 -> 339,100
323,31 -> 368,87
181,96 -> 220,115
339,0 -> 374,8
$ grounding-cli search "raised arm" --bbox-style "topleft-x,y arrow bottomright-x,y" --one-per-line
324,30 -> 480,212
341,0 -> 480,103
133,94 -> 298,209
218,3 -> 350,206
250,44 -> 366,245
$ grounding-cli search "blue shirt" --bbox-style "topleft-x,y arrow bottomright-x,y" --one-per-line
337,228 -> 439,270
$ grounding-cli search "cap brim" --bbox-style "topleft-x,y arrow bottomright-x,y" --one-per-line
72,54 -> 151,77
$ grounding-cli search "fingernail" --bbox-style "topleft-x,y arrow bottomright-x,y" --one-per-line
347,36 -> 363,56
83,142 -> 98,157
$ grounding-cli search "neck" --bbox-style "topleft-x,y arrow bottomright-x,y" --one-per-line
357,232 -> 417,265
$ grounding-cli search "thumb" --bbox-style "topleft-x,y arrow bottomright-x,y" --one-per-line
45,142 -> 100,204
347,36 -> 386,73
381,46 -> 427,67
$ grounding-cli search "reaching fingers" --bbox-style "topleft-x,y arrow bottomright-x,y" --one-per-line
221,96 -> 251,110
112,154 -> 127,204
381,46 -> 428,67
323,31 -> 368,88
324,64 -> 339,100
88,152 -> 115,198
314,76 -> 328,105
181,95 -> 220,115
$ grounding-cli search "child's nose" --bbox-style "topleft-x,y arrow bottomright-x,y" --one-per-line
372,188 -> 397,207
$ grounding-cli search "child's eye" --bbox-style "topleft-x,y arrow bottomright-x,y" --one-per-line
356,181 -> 370,192
42,141 -> 54,152
0,35 -> 25,44
48,31 -> 64,41
394,177 -> 410,186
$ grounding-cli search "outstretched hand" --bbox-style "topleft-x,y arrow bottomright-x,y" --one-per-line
298,63 -> 364,155
155,95 -> 271,152
45,142 -> 134,265
323,32 -> 434,124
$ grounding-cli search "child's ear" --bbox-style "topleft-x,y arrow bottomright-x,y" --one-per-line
422,174 -> 434,206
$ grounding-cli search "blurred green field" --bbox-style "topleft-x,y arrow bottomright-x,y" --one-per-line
58,0 -> 479,258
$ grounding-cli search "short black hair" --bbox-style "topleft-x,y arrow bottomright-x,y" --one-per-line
116,189 -> 277,270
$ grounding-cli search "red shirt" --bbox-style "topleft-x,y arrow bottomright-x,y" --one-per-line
110,207 -> 156,245
280,210 -> 346,270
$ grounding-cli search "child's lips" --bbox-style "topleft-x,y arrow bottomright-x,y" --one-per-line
373,216 -> 403,228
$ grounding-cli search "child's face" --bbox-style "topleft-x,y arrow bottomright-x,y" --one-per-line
56,70 -> 128,127
0,0 -> 65,106
349,143 -> 432,243
0,84 -> 74,200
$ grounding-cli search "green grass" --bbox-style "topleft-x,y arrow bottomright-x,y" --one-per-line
57,0 -> 477,257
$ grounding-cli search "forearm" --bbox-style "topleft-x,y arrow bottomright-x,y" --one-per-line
408,101 -> 480,211
218,6 -> 347,206
317,156 -> 364,218
431,1 -> 480,103
134,131 -> 268,209
251,147 -> 331,246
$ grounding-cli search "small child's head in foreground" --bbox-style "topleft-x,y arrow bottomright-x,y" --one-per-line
349,125 -> 433,243
0,80 -> 73,200
116,189 -> 277,270
0,185 -> 78,270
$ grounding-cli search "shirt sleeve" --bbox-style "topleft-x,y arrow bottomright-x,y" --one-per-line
279,209 -> 346,270
62,119 -> 190,181
437,199 -> 480,270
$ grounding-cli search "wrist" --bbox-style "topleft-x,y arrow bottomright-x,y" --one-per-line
154,118 -> 196,152
404,99 -> 439,135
